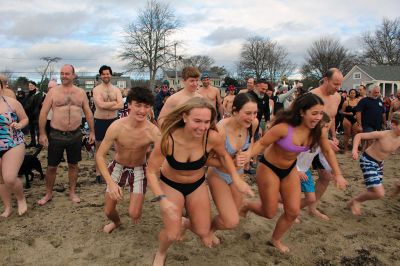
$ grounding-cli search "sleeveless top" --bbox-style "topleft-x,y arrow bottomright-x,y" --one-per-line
166,130 -> 209,171
276,125 -> 309,153
0,96 -> 24,151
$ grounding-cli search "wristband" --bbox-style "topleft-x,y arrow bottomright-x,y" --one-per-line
151,194 -> 166,202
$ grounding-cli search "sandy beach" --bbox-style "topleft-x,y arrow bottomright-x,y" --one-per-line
1,148 -> 400,266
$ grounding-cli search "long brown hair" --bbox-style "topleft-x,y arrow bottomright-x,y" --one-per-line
273,93 -> 324,149
160,97 -> 217,156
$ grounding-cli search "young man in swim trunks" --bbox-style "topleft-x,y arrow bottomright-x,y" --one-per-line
93,65 -> 123,183
348,112 -> 400,215
96,87 -> 160,233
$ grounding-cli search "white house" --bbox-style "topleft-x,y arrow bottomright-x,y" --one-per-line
343,65 -> 400,97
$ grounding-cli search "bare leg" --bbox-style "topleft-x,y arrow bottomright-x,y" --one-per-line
270,170 -> 301,253
103,193 -> 121,233
2,145 -> 27,215
38,166 -> 58,205
342,119 -> 351,152
348,186 -> 385,216
185,183 -> 214,248
128,192 -> 145,224
68,163 -> 80,203
95,141 -> 101,181
308,169 -> 331,220
0,160 -> 12,218
0,183 -> 12,217
208,173 -> 240,235
153,183 -> 185,266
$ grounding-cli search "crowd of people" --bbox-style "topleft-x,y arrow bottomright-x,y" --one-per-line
1,64 -> 400,266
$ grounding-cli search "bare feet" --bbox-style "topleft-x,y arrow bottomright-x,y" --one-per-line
69,193 -> 81,203
308,208 -> 330,221
0,208 -> 12,218
347,199 -> 362,216
388,181 -> 400,198
211,232 -> 221,246
17,198 -> 27,216
239,201 -> 249,217
37,194 -> 52,206
103,222 -> 121,233
153,251 -> 166,266
271,238 -> 290,253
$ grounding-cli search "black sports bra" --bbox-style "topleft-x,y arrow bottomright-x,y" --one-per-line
166,130 -> 209,171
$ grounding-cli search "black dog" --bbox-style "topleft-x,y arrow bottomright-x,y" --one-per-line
19,146 -> 44,189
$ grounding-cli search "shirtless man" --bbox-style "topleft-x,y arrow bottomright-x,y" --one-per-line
309,68 -> 348,220
97,87 -> 160,233
157,66 -> 203,125
389,91 -> 400,121
93,65 -> 123,183
222,85 -> 235,117
198,73 -> 223,118
239,77 -> 255,94
37,64 -> 95,205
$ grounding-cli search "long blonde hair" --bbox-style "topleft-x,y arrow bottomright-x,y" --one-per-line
160,97 -> 217,156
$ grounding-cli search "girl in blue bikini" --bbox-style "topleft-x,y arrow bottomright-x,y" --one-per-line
207,93 -> 258,240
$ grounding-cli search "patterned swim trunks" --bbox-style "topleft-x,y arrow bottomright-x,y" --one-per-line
359,152 -> 384,189
107,160 -> 147,194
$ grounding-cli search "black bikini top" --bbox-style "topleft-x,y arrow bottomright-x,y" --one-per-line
166,130 -> 209,171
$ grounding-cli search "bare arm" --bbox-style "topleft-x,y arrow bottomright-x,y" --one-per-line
38,90 -> 53,136
96,126 -> 116,182
319,127 -> 347,189
250,123 -> 286,157
210,130 -> 254,196
12,99 -> 29,128
215,88 -> 224,117
93,88 -> 118,109
146,141 -> 167,197
81,90 -> 95,143
108,88 -> 124,110
157,96 -> 175,126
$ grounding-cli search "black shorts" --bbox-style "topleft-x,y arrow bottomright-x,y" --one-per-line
94,117 -> 118,141
48,128 -> 82,166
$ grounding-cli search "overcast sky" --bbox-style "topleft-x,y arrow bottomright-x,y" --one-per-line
1,0 -> 399,81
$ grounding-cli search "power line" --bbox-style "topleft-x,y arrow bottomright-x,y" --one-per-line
0,57 -> 97,61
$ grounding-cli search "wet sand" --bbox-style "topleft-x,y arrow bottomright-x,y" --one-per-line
1,149 -> 400,266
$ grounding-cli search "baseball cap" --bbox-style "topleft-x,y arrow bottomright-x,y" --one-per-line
17,87 -> 22,92
201,73 -> 210,80
228,85 -> 235,91
162,80 -> 170,87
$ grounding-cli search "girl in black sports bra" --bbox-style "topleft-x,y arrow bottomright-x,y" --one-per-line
146,97 -> 254,265
241,93 -> 345,253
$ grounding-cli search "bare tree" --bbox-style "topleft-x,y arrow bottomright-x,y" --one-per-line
238,36 -> 294,82
180,55 -> 215,72
362,17 -> 400,65
301,37 -> 357,80
38,56 -> 61,90
119,0 -> 180,89
0,68 -> 14,80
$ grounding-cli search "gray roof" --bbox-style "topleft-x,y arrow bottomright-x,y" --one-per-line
358,65 -> 400,81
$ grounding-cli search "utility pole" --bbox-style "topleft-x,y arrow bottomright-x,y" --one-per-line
174,43 -> 178,90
